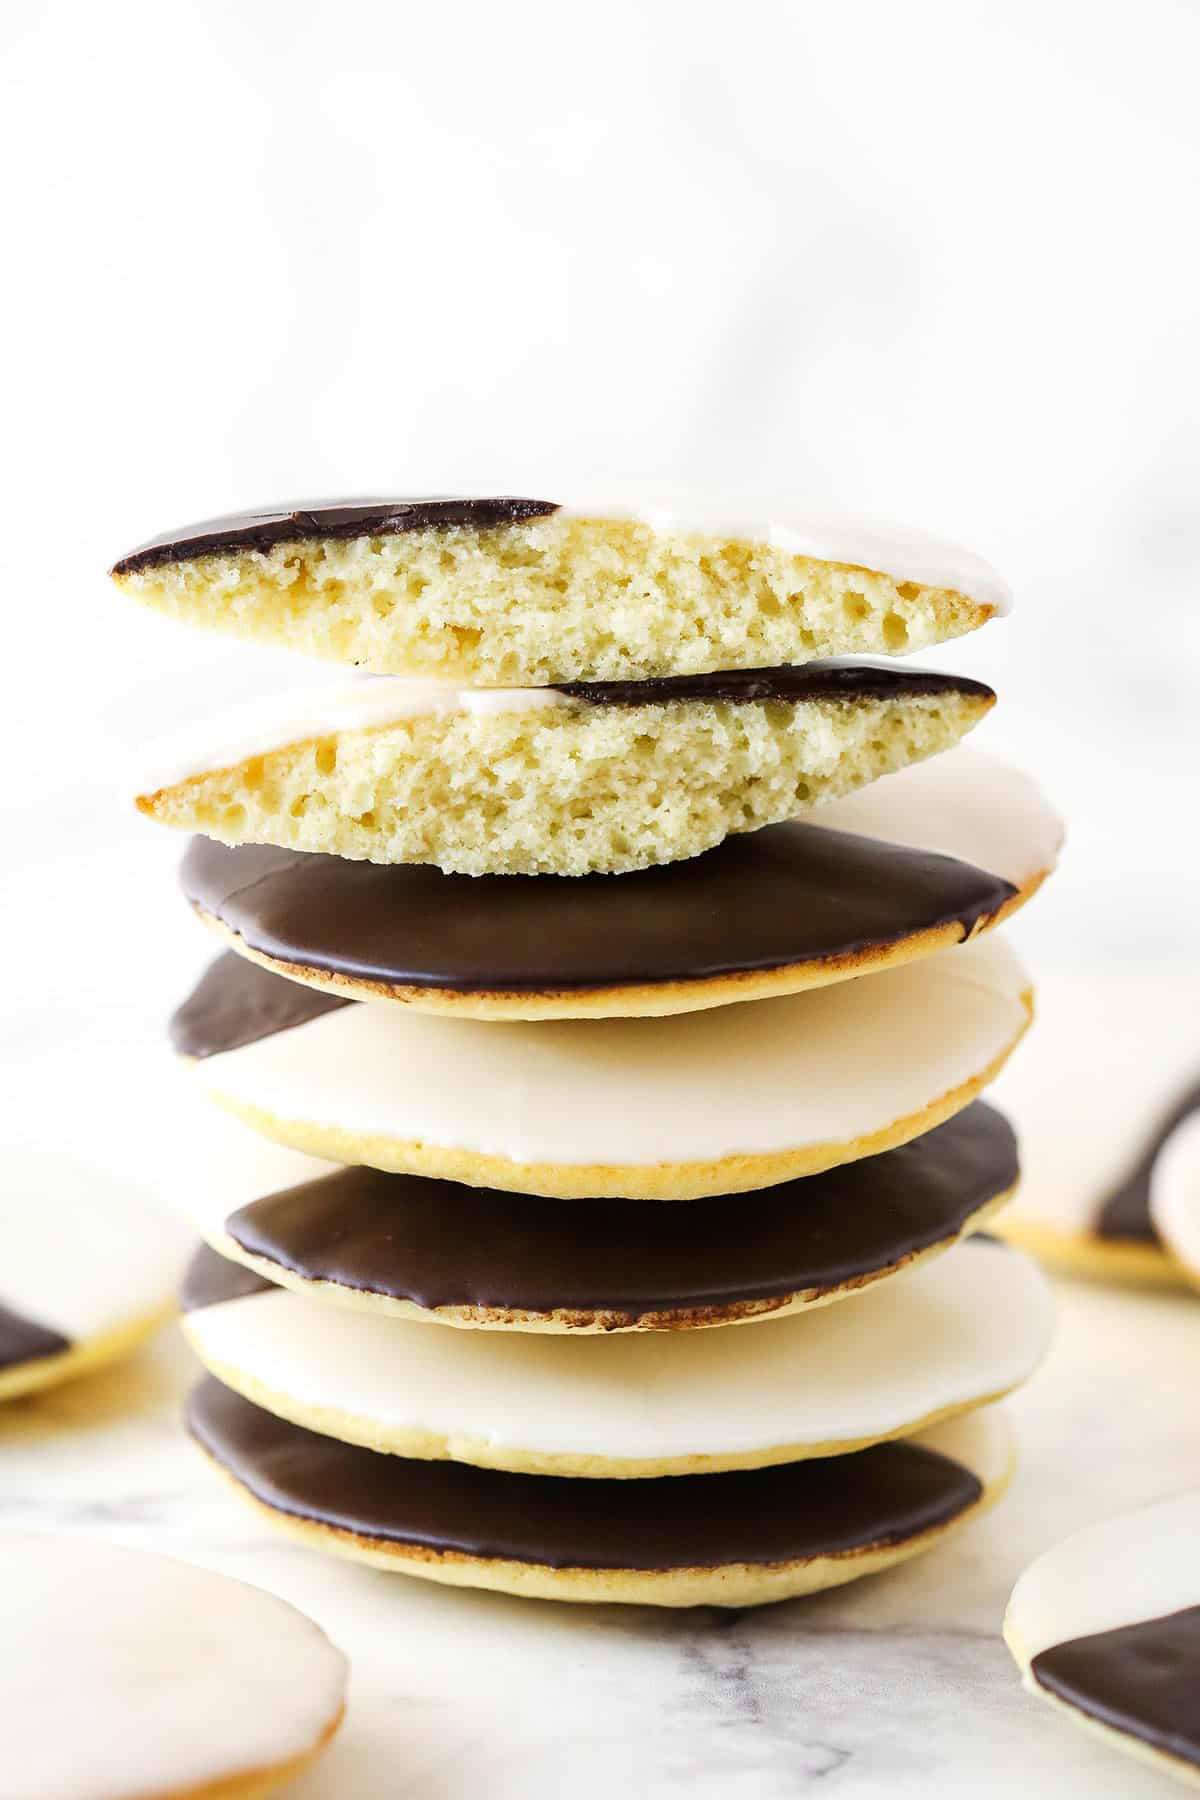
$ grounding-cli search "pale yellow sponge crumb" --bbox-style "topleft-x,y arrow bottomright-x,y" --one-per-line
138,687 -> 992,876
115,513 -> 999,684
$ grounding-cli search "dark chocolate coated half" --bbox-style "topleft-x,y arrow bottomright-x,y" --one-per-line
170,953 -> 349,1060
183,1104 -> 1019,1323
179,822 -> 1017,1001
0,1304 -> 70,1374
1032,1606 -> 1200,1770
557,663 -> 993,707
111,498 -> 559,575
179,1246 -> 275,1314
1096,1079 -> 1200,1244
188,1376 -> 983,1572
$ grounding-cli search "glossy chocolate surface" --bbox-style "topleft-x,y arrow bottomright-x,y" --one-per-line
183,1105 -> 1020,1322
1032,1606 -> 1200,1769
180,823 -> 1016,1000
1096,1079 -> 1200,1244
558,663 -> 993,707
0,1303 -> 70,1373
188,1376 -> 983,1571
111,498 -> 559,575
170,953 -> 349,1060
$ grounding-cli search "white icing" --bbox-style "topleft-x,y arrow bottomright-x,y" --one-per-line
184,1237 -> 1051,1463
1,1533 -> 346,1800
1150,1110 -> 1200,1277
1006,1491 -> 1200,1668
808,747 -> 1062,890
0,1148 -> 186,1345
994,966 -> 1200,1238
141,672 -> 573,793
556,497 -> 1012,614
196,932 -> 1029,1172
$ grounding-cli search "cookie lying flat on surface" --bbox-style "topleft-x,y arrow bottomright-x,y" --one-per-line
1005,1493 -> 1200,1787
111,496 -> 1009,685
178,933 -> 1032,1200
994,969 -> 1196,1284
190,1376 -> 1014,1607
1151,1112 -> 1200,1288
2,1531 -> 346,1800
137,663 -> 993,877
180,745 -> 1060,1018
180,1236 -> 1051,1476
0,1149 -> 183,1402
189,1102 -> 1018,1331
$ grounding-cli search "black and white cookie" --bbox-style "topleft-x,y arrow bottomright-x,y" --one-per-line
111,495 -> 1009,684
191,1375 -> 1015,1608
179,1236 -> 1052,1478
135,661 -> 994,876
1006,1493 -> 1200,1786
184,1098 -> 1018,1330
2,1532 -> 346,1799
175,933 -> 1033,1200
0,1148 -> 184,1401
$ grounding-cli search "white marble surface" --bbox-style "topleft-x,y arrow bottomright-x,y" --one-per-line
2,1257 -> 1196,1798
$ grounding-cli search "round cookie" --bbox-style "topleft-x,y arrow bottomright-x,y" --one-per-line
188,1101 -> 1019,1331
993,967 -> 1196,1284
136,663 -> 994,877
0,1148 -> 184,1402
179,746 -> 1061,1019
1005,1493 -> 1200,1787
179,1235 -> 1052,1477
190,1375 -> 1015,1607
1151,1111 -> 1200,1288
111,495 -> 1009,685
1,1531 -> 346,1799
177,931 -> 1033,1200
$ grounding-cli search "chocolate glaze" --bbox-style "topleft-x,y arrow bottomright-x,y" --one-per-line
111,498 -> 559,576
188,1376 -> 983,1571
180,824 -> 1017,1000
180,1245 -> 274,1314
0,1304 -> 70,1373
170,952 -> 348,1060
557,662 -> 994,708
1032,1607 -> 1200,1770
187,1104 -> 1019,1322
1096,1078 -> 1200,1244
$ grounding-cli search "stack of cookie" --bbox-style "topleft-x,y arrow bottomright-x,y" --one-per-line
113,497 -> 1060,1607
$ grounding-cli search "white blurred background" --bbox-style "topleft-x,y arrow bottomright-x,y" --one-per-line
2,0 -> 1198,1057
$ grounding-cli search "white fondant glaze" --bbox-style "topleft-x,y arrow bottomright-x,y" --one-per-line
0,1149 -> 186,1344
808,748 -> 1062,890
1005,1491 -> 1200,1668
994,967 -> 1200,1238
140,673 -> 573,793
1,1533 -> 346,1800
555,497 -> 1012,614
184,1237 -> 1052,1463
1150,1111 -> 1200,1277
196,933 -> 1030,1170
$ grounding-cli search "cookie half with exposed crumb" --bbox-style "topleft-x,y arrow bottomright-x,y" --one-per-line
136,662 -> 994,877
111,496 -> 1010,684
190,1375 -> 1015,1607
